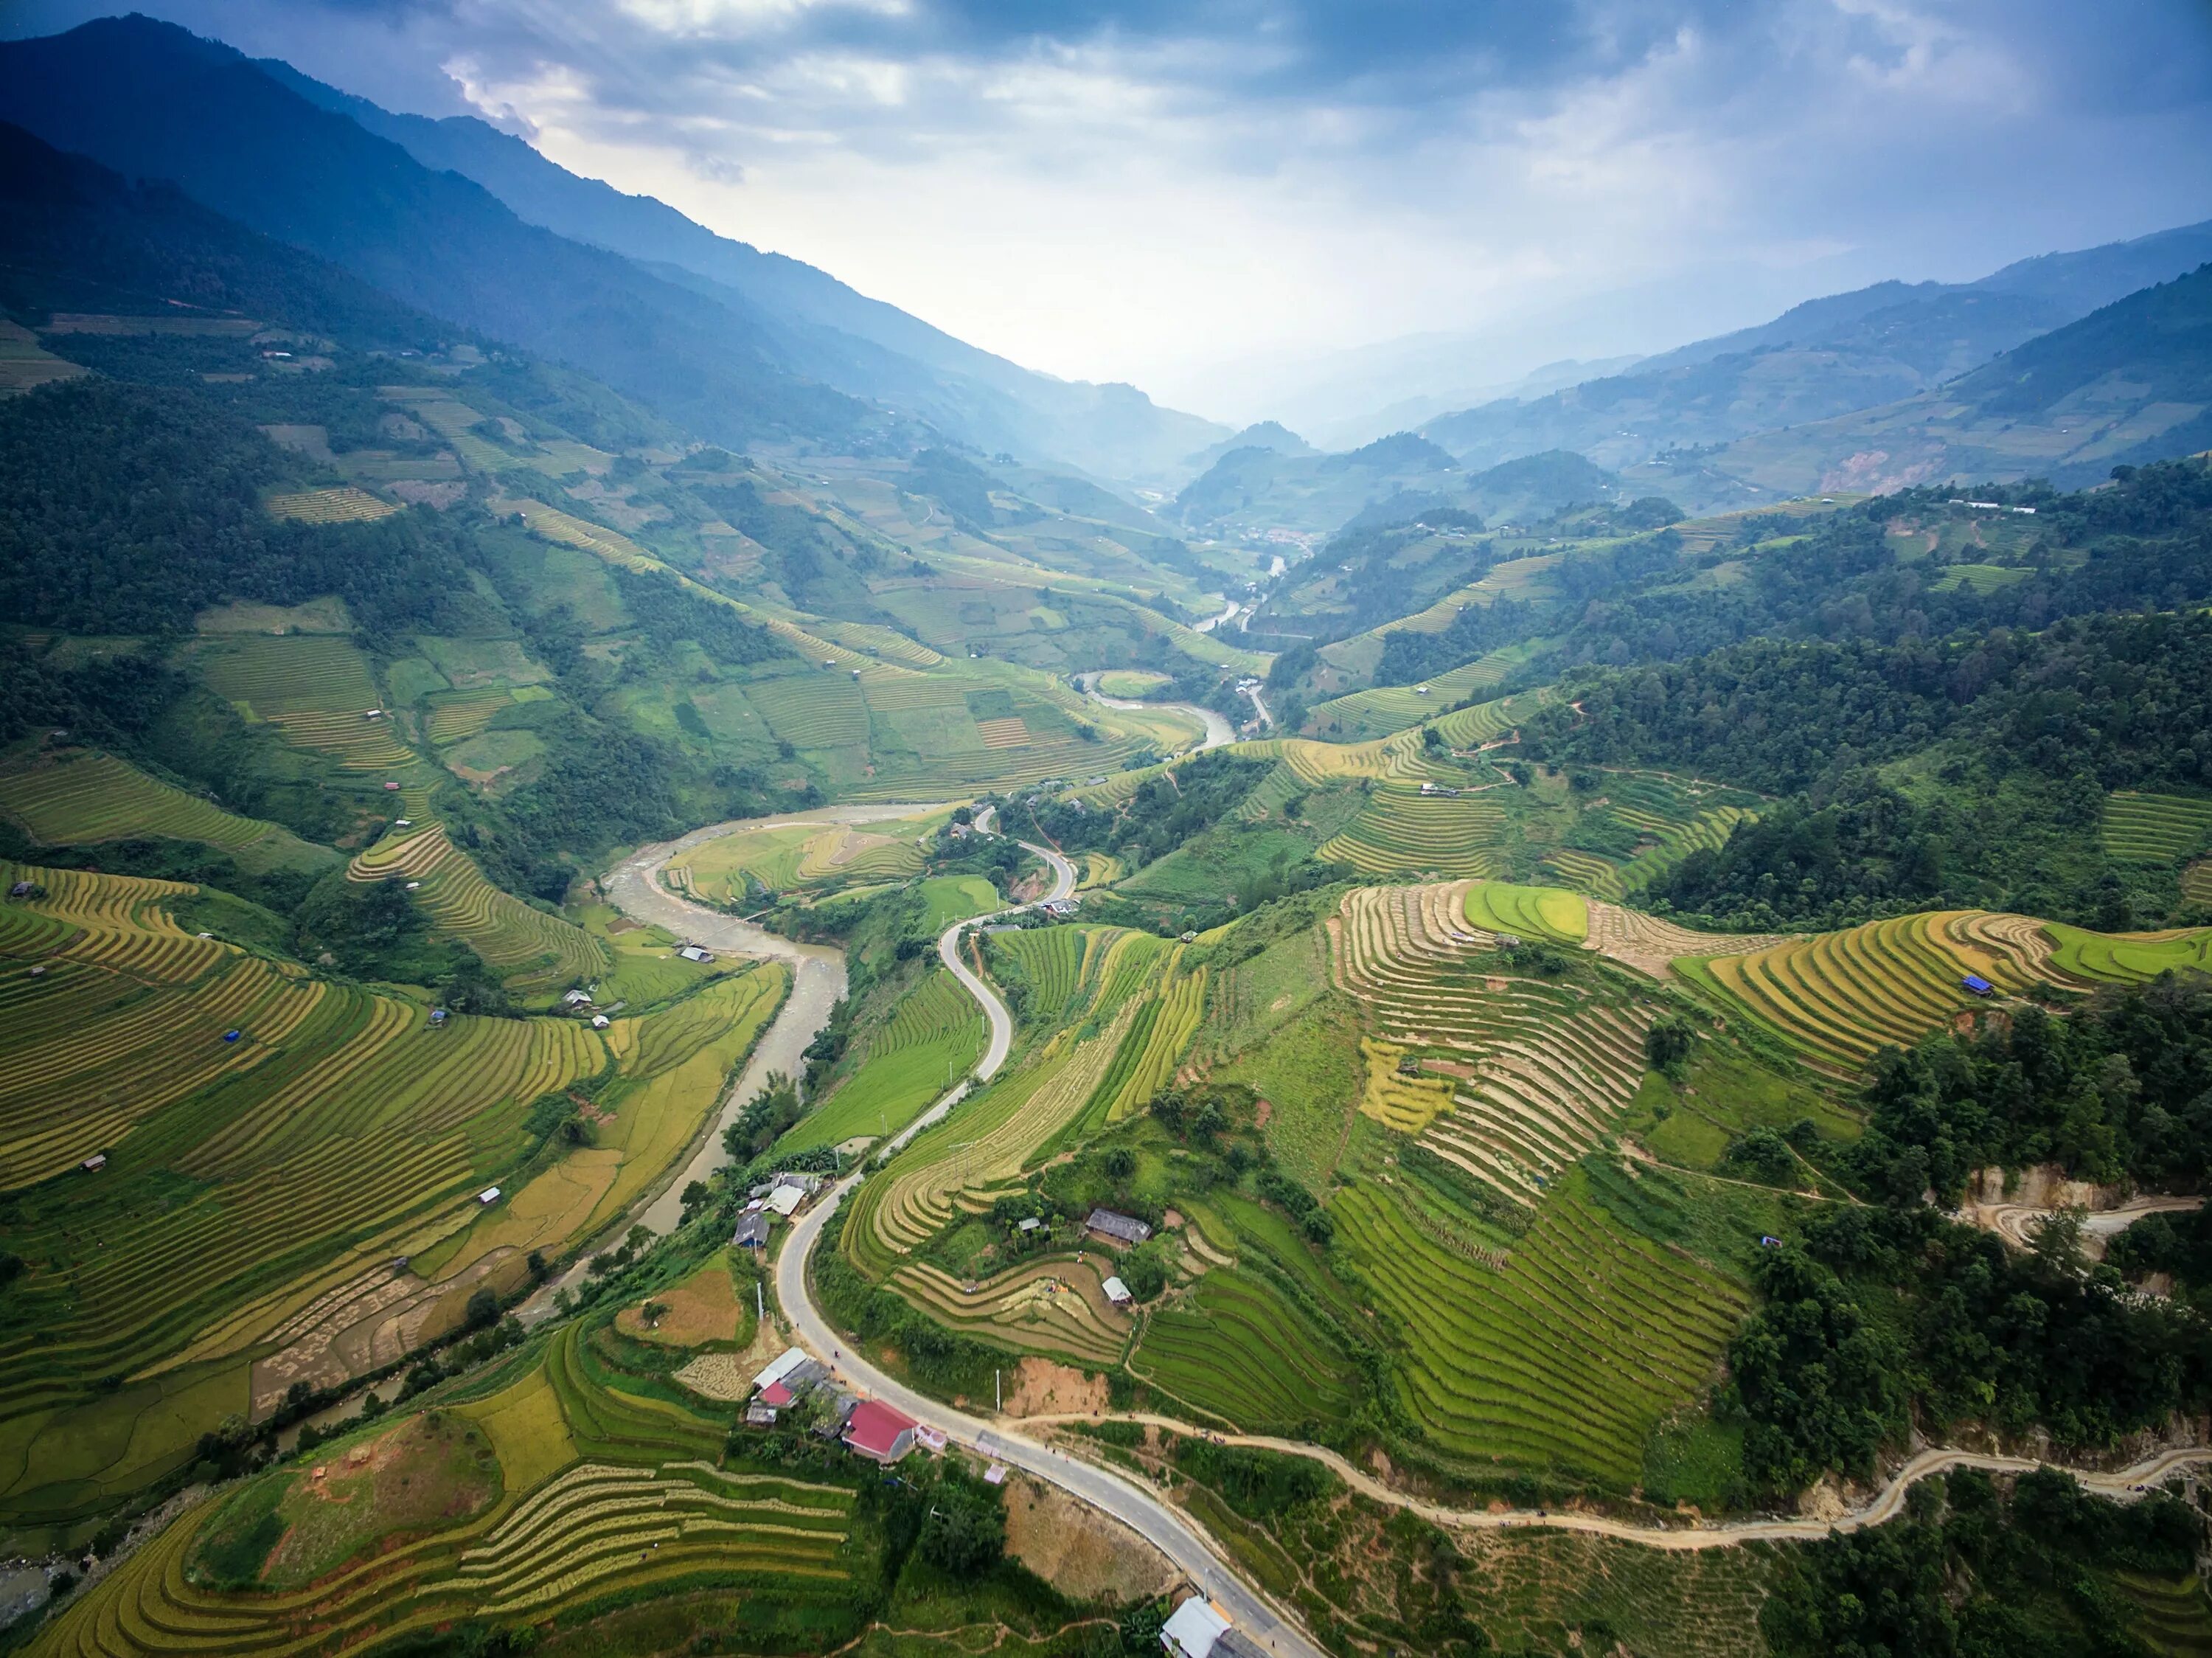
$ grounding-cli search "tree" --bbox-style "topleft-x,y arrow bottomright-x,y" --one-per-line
917,1468 -> 1005,1575
1644,1015 -> 1696,1078
464,1286 -> 501,1330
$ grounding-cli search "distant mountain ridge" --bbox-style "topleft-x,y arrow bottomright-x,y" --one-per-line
0,15 -> 1228,486
1420,219 -> 2212,476
254,55 -> 1228,487
1711,262 -> 2212,496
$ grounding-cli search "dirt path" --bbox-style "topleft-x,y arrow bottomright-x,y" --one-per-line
1019,1412 -> 2212,1550
1958,1193 -> 2204,1253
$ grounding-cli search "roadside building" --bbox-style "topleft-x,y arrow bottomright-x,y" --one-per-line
751,1347 -> 813,1395
732,1211 -> 771,1250
1161,1598 -> 1269,1658
1086,1208 -> 1152,1247
842,1398 -> 919,1464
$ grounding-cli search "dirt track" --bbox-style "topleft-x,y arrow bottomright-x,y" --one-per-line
1020,1412 -> 2212,1550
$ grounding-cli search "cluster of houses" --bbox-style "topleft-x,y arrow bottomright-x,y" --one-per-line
1036,896 -> 1080,919
560,987 -> 613,1030
730,1170 -> 827,1252
743,1345 -> 938,1462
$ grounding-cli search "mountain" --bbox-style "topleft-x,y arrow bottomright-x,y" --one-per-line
1184,420 -> 1315,474
254,56 -> 1229,488
1419,220 -> 2212,479
1711,263 -> 2212,496
0,16 -> 888,453
1173,429 -> 1462,537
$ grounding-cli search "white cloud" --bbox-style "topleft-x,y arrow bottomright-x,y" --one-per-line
10,0 -> 2210,413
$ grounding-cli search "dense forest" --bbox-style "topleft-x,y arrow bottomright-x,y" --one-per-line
1517,606 -> 2212,929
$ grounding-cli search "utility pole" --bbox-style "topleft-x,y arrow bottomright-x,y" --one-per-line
995,1368 -> 1001,1412
755,1280 -> 764,1325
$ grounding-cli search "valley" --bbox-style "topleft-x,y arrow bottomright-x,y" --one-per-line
6,11 -> 2212,1657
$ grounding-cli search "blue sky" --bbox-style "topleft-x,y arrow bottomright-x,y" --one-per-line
11,1 -> 2212,422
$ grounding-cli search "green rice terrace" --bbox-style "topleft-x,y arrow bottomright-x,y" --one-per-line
0,859 -> 787,1537
29,1320 -> 869,1658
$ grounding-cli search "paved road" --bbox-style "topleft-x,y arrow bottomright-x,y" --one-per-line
580,799 -> 2209,1644
776,1177 -> 1323,1658
593,808 -> 1316,1652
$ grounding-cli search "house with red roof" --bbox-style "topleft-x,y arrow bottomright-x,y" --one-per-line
841,1398 -> 918,1464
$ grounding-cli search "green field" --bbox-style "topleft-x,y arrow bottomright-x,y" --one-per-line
31,1325 -> 861,1657
1133,1268 -> 1358,1430
1463,880 -> 1590,943
918,873 -> 1001,929
2101,791 -> 2212,864
0,748 -> 337,874
0,860 -> 784,1533
1306,648 -> 1541,740
349,824 -> 608,1000
1331,1170 -> 1746,1485
783,969 -> 987,1152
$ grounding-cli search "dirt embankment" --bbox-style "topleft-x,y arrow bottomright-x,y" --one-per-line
1004,1473 -> 1177,1601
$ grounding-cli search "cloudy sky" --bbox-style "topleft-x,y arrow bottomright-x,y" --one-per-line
10,0 -> 2212,423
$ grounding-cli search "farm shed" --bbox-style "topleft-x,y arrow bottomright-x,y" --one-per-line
678,946 -> 714,963
478,1187 -> 501,1204
764,1184 -> 805,1218
81,1154 -> 106,1172
732,1212 -> 771,1249
562,989 -> 594,1007
1962,974 -> 1995,997
1102,1275 -> 1133,1306
843,1398 -> 919,1464
591,1013 -> 611,1030
745,1402 -> 778,1426
1086,1208 -> 1152,1246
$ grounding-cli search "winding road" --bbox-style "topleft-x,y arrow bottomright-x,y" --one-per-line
585,802 -> 2212,1654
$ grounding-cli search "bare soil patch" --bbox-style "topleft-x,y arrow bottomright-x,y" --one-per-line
1004,1474 -> 1175,1602
1002,1356 -> 1108,1419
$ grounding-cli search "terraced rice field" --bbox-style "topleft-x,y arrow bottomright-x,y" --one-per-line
2115,1572 -> 2212,1655
349,825 -> 608,998
744,671 -> 872,751
1307,651 -> 1537,740
1681,910 -> 2099,1072
0,864 -> 609,1525
2101,791 -> 2212,864
2043,923 -> 2212,985
264,486 -> 399,524
783,971 -> 987,1152
0,749 -> 332,873
888,1257 -> 1132,1367
1133,1269 -> 1358,1430
189,635 -> 421,774
1582,901 -> 1785,980
1332,884 -> 1649,1205
425,687 -> 522,746
1331,1176 -> 1746,1485
1462,882 -> 1588,943
31,1333 -> 855,1657
843,998 -> 1144,1277
1319,784 -> 1511,878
